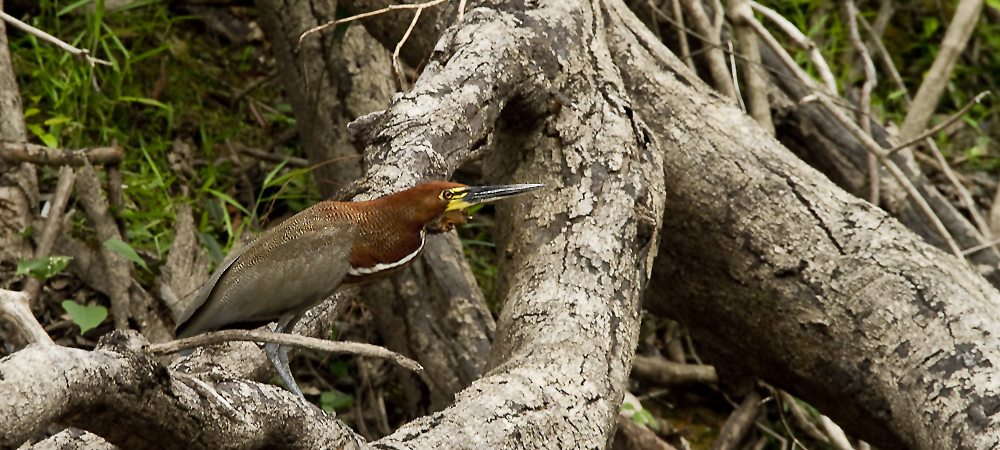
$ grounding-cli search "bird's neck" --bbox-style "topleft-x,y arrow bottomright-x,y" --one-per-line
346,200 -> 427,279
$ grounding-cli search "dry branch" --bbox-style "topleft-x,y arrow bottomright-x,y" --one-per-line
679,0 -> 736,99
900,0 -> 984,140
0,10 -> 111,66
729,0 -> 773,134
150,329 -> 423,372
75,161 -> 132,330
613,4 -> 1000,445
24,165 -> 75,306
631,355 -> 717,385
0,288 -> 54,345
0,330 -> 370,450
1,141 -> 125,166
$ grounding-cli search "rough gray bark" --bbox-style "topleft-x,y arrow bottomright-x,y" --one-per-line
1,331 -> 367,450
613,6 -> 1000,447
758,44 -> 1000,290
0,0 -> 38,266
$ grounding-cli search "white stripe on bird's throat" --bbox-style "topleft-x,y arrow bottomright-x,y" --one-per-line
347,230 -> 426,276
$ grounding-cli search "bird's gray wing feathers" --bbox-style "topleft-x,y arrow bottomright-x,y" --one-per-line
175,220 -> 355,338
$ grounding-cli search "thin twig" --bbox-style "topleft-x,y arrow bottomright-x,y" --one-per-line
0,11 -> 111,67
844,0 -> 879,205
887,91 -> 991,154
926,137 -> 994,240
24,166 -> 76,307
680,0 -> 737,99
858,16 -> 910,105
748,0 -> 838,94
746,13 -> 967,261
778,390 -> 829,444
857,17 -> 995,246
232,70 -> 278,103
729,42 -> 745,112
393,6 -> 425,90
298,0 -> 449,46
457,0 -> 467,22
238,146 -> 309,167
150,329 -> 424,373
773,389 -> 810,450
667,0 -> 694,70
961,236 -> 1000,256
729,0 -> 773,133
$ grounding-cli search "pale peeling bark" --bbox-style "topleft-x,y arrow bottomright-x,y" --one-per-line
0,331 -> 367,450
605,4 -> 1000,448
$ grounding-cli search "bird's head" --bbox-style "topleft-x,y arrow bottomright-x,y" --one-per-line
404,181 -> 544,233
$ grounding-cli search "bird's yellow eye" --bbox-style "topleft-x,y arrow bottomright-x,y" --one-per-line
442,190 -> 454,200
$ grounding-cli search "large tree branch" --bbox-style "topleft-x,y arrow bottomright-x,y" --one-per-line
607,3 -> 1000,448
0,330 -> 369,450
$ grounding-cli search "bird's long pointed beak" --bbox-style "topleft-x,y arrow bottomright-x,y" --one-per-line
446,183 -> 545,211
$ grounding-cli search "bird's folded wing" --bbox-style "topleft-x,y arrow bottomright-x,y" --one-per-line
175,219 -> 356,338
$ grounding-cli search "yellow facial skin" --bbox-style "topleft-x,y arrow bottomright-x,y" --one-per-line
441,187 -> 474,211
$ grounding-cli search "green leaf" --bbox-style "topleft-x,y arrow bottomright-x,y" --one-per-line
320,390 -> 354,412
17,256 -> 73,279
328,360 -> 349,378
206,188 -> 249,216
62,300 -> 108,335
44,116 -> 73,126
26,124 -> 59,148
197,231 -> 224,265
119,96 -> 173,110
632,409 -> 660,431
923,17 -> 939,38
57,0 -> 93,16
103,238 -> 148,270
887,89 -> 907,100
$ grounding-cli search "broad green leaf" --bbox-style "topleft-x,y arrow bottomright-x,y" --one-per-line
320,390 -> 354,412
17,256 -> 73,279
62,300 -> 108,335
26,124 -> 58,148
103,238 -> 148,270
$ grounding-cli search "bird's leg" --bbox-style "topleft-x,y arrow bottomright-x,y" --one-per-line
265,314 -> 304,398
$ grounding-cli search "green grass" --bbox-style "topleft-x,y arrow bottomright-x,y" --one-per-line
12,0 -> 316,275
